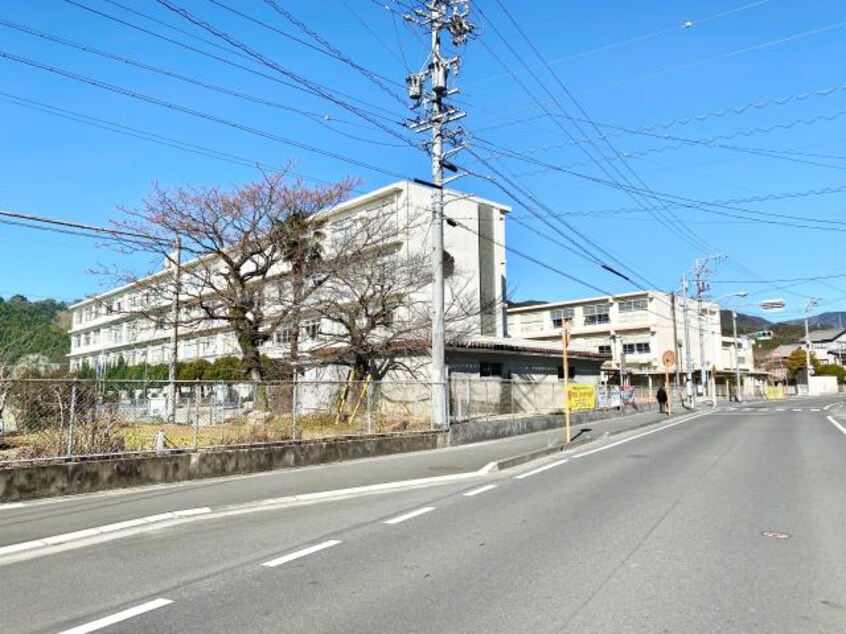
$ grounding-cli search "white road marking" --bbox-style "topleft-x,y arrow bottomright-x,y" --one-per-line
826,416 -> 846,437
58,598 -> 173,634
824,402 -> 838,411
793,408 -> 803,412
0,508 -> 212,558
572,412 -> 710,460
463,484 -> 497,497
384,507 -> 436,525
810,408 -> 821,412
0,502 -> 26,510
261,540 -> 342,567
775,408 -> 786,412
514,459 -> 569,480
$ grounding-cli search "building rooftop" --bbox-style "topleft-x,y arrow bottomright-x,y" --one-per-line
808,328 -> 846,343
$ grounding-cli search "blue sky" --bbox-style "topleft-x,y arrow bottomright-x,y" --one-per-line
1,0 -> 845,322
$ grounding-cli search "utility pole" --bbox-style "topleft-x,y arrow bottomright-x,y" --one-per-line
691,254 -> 725,399
670,291 -> 681,391
405,1 -> 473,429
681,275 -> 694,408
167,237 -> 182,424
804,297 -> 821,387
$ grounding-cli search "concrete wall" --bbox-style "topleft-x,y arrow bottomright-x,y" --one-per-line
448,402 -> 659,446
0,432 -> 446,502
809,375 -> 839,395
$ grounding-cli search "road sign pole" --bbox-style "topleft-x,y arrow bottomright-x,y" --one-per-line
662,350 -> 675,419
561,320 -> 571,444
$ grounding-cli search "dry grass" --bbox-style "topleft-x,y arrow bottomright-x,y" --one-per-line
0,411 -> 431,462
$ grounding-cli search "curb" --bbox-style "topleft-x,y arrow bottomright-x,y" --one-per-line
487,410 -> 695,473
0,409 -> 708,562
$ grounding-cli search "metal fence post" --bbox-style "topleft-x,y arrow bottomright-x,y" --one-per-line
291,376 -> 298,440
366,380 -> 373,435
510,379 -> 515,420
67,381 -> 77,458
192,381 -> 200,450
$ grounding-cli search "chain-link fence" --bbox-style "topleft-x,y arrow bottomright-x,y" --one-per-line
0,378 -> 433,464
449,378 -> 655,422
0,378 -> 657,464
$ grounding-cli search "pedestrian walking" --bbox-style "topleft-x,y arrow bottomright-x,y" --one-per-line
656,385 -> 668,414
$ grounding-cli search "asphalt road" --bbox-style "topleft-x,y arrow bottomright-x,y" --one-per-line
2,396 -> 844,633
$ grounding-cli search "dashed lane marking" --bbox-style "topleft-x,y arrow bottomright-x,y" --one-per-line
384,507 -> 436,525
463,485 -> 497,497
57,598 -> 173,634
261,540 -> 342,568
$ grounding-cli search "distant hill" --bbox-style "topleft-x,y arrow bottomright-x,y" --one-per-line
720,310 -> 771,335
0,295 -> 70,366
718,308 -> 846,359
782,311 -> 846,329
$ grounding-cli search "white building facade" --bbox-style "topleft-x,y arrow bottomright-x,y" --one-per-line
507,290 -> 755,388
67,181 -> 510,374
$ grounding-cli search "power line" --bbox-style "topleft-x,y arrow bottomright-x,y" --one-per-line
253,0 -> 408,104
464,0 -> 774,91
474,4 -> 715,256
1,18 -> 409,149
65,0 -> 404,126
153,0 -> 420,152
474,16 -> 846,131
0,50 -> 411,180
477,80 -> 846,136
517,107 -> 846,172
523,184 -> 846,222
474,139 -> 846,232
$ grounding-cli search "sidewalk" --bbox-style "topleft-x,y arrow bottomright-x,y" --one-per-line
0,407 -> 685,548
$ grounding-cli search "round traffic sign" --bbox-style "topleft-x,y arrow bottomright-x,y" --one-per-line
662,350 -> 676,367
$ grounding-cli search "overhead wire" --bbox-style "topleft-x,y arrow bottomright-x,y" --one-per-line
475,139 -> 846,232
64,0 -> 404,126
153,0 -> 420,152
254,0 -> 408,104
0,50 -> 409,180
1,19 -> 409,149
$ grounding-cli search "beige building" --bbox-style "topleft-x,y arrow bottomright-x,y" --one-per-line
507,290 -> 755,390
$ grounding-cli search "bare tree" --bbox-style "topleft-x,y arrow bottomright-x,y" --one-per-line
306,209 -> 484,382
102,170 -> 356,380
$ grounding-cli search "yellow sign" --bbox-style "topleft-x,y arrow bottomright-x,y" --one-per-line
568,384 -> 596,411
764,386 -> 785,400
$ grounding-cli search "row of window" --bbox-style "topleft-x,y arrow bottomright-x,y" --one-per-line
516,299 -> 649,332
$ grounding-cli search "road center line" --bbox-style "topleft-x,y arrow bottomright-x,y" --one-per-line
261,540 -> 342,567
384,507 -> 435,525
58,598 -> 173,634
572,412 -> 709,460
826,416 -> 846,437
810,408 -> 821,412
463,484 -> 497,497
792,408 -> 803,412
514,459 -> 569,480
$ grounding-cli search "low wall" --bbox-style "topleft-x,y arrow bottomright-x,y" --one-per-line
0,431 -> 446,502
448,403 -> 660,446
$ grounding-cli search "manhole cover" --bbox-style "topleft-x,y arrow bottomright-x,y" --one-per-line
761,531 -> 791,539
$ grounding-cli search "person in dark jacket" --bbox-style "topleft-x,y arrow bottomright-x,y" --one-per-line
656,385 -> 668,414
